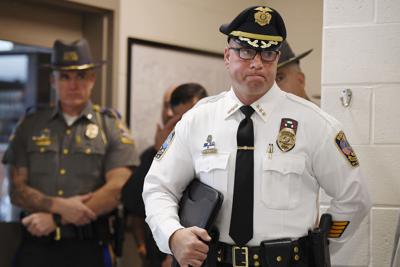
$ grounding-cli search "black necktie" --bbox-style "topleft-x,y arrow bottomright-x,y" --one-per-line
229,105 -> 255,246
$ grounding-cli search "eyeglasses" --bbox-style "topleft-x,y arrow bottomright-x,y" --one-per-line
229,47 -> 279,62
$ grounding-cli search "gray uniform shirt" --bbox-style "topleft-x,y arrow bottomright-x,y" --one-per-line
3,101 -> 139,198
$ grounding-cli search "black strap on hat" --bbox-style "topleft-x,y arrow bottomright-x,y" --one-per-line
229,105 -> 255,246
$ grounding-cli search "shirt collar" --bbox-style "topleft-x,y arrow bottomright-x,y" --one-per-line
224,83 -> 285,122
50,101 -> 96,123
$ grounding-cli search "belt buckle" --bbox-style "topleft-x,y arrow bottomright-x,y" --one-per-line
232,246 -> 249,267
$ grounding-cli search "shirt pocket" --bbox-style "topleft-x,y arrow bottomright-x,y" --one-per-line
194,152 -> 230,192
27,139 -> 59,176
71,139 -> 106,178
261,154 -> 305,210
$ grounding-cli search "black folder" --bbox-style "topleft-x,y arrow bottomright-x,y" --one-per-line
172,179 -> 223,267
178,179 -> 223,230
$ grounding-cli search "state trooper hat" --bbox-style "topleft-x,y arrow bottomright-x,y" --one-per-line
220,6 -> 287,51
46,38 -> 104,70
278,40 -> 313,69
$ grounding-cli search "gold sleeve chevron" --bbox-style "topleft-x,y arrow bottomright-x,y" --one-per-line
328,221 -> 349,238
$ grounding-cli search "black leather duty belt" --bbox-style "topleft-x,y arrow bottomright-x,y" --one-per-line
216,236 -> 311,267
24,218 -> 112,242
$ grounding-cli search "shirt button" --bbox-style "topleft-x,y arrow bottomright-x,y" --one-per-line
58,190 -> 64,196
59,169 -> 66,175
66,129 -> 72,135
85,148 -> 91,154
40,147 -> 45,153
63,149 -> 69,155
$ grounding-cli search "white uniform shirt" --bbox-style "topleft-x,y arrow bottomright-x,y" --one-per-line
143,84 -> 371,254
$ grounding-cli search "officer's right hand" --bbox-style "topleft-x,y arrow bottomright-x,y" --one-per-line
169,226 -> 211,267
54,194 -> 97,225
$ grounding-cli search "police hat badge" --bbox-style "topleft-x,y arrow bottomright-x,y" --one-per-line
276,118 -> 298,152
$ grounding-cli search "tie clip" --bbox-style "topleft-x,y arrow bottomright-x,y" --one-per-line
237,146 -> 255,150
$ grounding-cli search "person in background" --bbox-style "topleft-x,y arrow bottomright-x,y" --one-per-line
143,5 -> 371,267
2,38 -> 138,267
123,83 -> 207,267
276,40 -> 313,100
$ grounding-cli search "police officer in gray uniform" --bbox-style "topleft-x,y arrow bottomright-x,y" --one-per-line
143,6 -> 371,267
2,39 -> 138,267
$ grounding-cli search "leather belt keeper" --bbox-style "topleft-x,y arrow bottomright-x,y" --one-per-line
217,236 -> 310,267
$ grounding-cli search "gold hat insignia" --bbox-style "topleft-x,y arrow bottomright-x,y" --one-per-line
63,51 -> 79,61
254,7 -> 272,26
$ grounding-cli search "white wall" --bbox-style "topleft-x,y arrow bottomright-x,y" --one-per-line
115,0 -> 323,115
321,0 -> 400,266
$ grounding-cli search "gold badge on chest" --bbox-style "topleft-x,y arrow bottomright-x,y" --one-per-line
85,123 -> 99,139
276,118 -> 298,152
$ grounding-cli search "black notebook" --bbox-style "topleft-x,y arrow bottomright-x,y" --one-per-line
172,179 -> 223,267
178,179 -> 223,230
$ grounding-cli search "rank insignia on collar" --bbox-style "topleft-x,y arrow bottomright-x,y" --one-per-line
155,129 -> 175,160
202,135 -> 217,154
276,118 -> 298,152
85,123 -> 99,139
335,131 -> 359,167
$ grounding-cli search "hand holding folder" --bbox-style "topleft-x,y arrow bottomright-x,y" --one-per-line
172,179 -> 223,267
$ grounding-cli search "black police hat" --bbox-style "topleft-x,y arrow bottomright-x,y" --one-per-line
278,41 -> 313,69
45,38 -> 104,70
220,6 -> 286,51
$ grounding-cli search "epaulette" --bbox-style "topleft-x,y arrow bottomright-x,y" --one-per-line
99,106 -> 122,120
193,91 -> 227,108
24,104 -> 52,117
285,93 -> 338,127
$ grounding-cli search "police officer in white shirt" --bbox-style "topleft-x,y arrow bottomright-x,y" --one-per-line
143,6 -> 371,267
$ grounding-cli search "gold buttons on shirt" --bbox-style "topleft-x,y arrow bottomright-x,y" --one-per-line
66,129 -> 72,135
85,148 -> 92,155
293,246 -> 299,253
253,254 -> 260,266
294,254 -> 300,261
63,149 -> 69,155
40,147 -> 45,153
276,256 -> 282,262
58,190 -> 64,196
59,169 -> 66,175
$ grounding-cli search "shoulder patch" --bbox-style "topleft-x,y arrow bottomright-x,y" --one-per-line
155,129 -> 175,160
335,131 -> 359,167
118,121 -> 134,145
